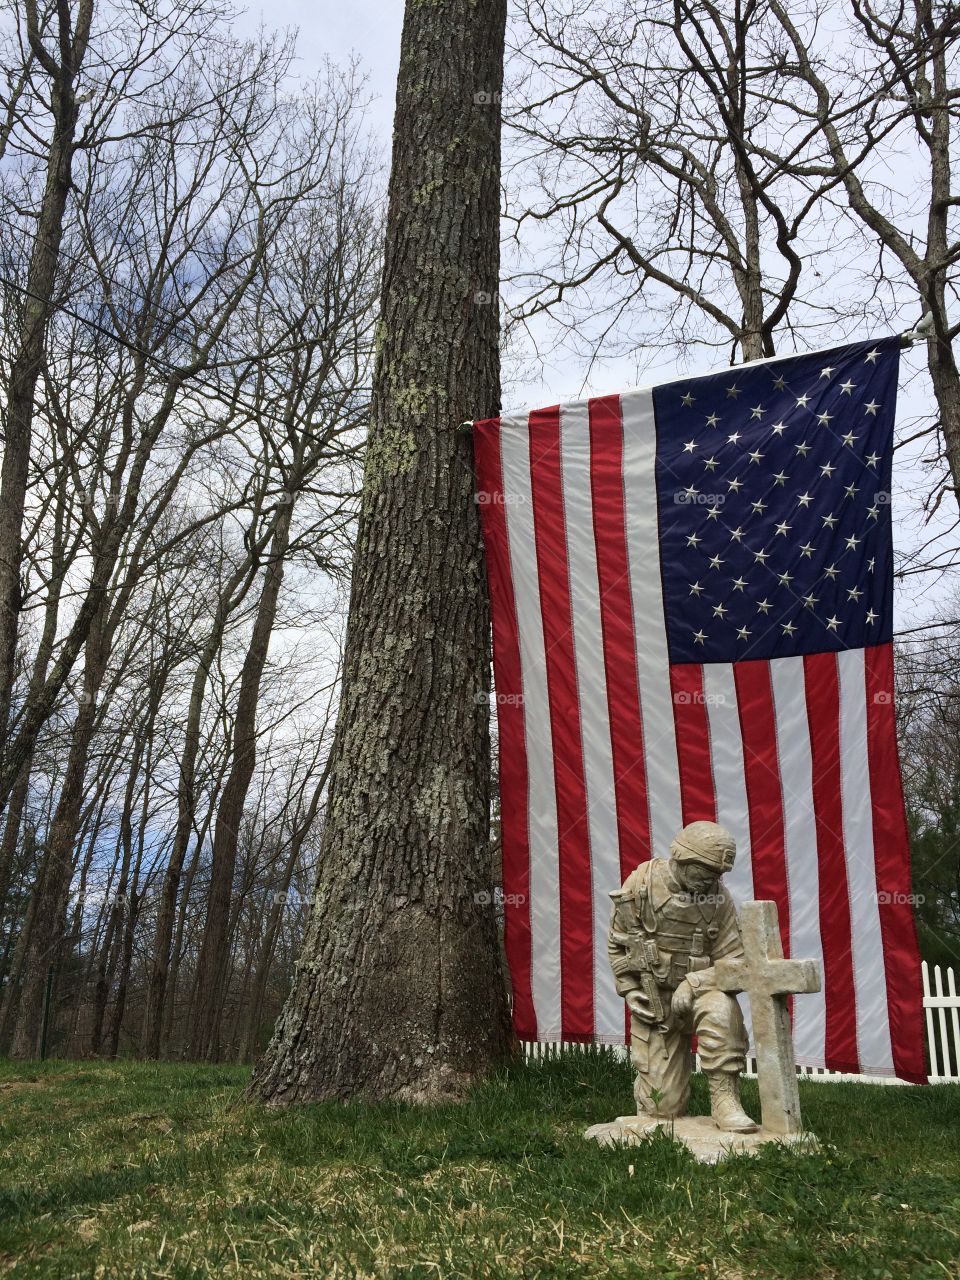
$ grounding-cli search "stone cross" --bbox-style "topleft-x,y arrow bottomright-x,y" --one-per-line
714,900 -> 821,1135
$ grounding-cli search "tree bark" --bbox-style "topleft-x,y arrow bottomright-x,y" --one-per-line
248,0 -> 513,1105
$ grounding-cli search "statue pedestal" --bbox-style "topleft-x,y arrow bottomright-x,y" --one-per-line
584,1114 -> 819,1164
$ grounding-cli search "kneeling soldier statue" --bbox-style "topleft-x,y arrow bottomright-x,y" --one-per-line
609,820 -> 757,1133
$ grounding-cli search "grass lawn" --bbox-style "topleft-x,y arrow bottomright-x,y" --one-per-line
0,1053 -> 958,1278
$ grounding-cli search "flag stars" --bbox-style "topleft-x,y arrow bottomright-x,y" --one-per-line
757,598 -> 773,614
751,405 -> 766,419
693,629 -> 708,644
728,477 -> 744,492
867,557 -> 876,573
782,621 -> 798,636
865,348 -> 880,364
778,570 -> 794,586
681,391 -> 695,406
864,400 -> 881,416
773,470 -> 789,485
686,531 -> 702,547
799,542 -> 815,558
713,602 -> 728,618
847,586 -> 863,602
820,366 -> 835,379
844,483 -> 860,499
841,431 -> 858,446
796,393 -> 811,407
797,492 -> 812,508
866,452 -> 881,468
826,615 -> 841,631
771,422 -> 787,436
689,581 -> 704,596
822,512 -> 838,529
708,554 -> 724,570
706,412 -> 719,427
816,411 -> 834,427
683,439 -> 698,453
727,431 -> 742,445
775,520 -> 791,536
803,593 -> 819,608
845,533 -> 861,550
753,548 -> 770,563
729,527 -> 745,542
682,485 -> 699,501
867,504 -> 880,519
840,380 -> 856,394
773,375 -> 786,390
796,441 -> 811,456
866,608 -> 878,624
732,575 -> 748,591
751,498 -> 767,514
726,384 -> 741,398
737,626 -> 752,640
706,504 -> 722,520
823,563 -> 840,580
820,462 -> 836,478
748,449 -> 764,464
703,456 -> 719,471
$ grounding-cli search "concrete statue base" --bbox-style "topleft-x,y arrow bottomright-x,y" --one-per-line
584,1114 -> 819,1164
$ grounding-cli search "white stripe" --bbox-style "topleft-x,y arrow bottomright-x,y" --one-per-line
703,663 -> 755,1050
769,656 -> 827,1064
620,390 -> 683,854
559,403 -> 624,1040
500,416 -> 562,1036
837,647 -> 894,1073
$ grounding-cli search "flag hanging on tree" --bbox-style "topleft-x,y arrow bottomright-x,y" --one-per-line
473,336 -> 925,1082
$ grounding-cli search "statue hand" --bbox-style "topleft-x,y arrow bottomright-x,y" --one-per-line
671,979 -> 694,1018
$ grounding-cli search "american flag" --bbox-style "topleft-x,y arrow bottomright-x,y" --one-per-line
473,336 -> 925,1082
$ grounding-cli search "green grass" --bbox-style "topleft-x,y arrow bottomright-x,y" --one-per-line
0,1054 -> 958,1278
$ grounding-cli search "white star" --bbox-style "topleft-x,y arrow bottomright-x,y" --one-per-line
865,348 -> 880,364
864,400 -> 880,416
771,422 -> 787,436
867,557 -> 875,572
803,593 -> 818,608
706,413 -> 719,427
847,586 -> 863,602
709,554 -> 724,570
753,548 -> 770,564
703,456 -> 719,471
797,492 -> 812,507
867,505 -> 879,519
826,615 -> 841,631
866,608 -> 878,624
816,412 -> 833,426
822,513 -> 838,529
706,504 -> 722,520
681,391 -> 695,406
796,393 -> 810,408
799,542 -> 815,558
757,598 -> 772,614
686,531 -> 702,547
732,576 -> 748,591
689,581 -> 704,596
730,527 -> 745,542
865,452 -> 880,468
845,533 -> 861,550
682,485 -> 699,501
823,563 -> 840,580
751,405 -> 765,419
778,570 -> 794,586
795,441 -> 811,456
840,380 -> 856,395
820,366 -> 835,379
751,498 -> 767,514
773,471 -> 789,486
683,439 -> 697,453
693,629 -> 707,644
844,483 -> 859,499
727,431 -> 741,445
727,477 -> 743,492
841,431 -> 858,446
773,375 -> 786,390
713,602 -> 728,618
782,621 -> 797,636
820,462 -> 836,478
775,520 -> 791,536
737,626 -> 752,640
748,449 -> 764,464
726,384 -> 741,398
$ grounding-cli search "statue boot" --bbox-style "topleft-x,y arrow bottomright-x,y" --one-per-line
707,1071 -> 757,1133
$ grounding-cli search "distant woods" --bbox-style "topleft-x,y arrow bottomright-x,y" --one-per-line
0,0 -> 380,1060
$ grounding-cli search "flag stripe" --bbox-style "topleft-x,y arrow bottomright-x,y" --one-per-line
621,391 -> 683,853
671,665 -> 718,822
473,419 -> 536,1038
804,651 -> 860,1072
528,406 -> 595,1039
499,415 -> 561,1038
703,663 -> 754,909
589,395 -> 652,873
837,647 -> 894,1073
559,402 -> 623,1037
733,660 -> 791,955
769,657 -> 827,1064
865,643 -> 926,1083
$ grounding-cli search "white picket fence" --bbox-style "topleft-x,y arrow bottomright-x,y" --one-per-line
523,960 -> 960,1084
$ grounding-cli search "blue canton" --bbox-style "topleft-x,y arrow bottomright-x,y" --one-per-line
654,338 -> 898,664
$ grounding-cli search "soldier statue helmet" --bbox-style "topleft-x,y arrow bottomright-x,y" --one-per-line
607,821 -> 757,1133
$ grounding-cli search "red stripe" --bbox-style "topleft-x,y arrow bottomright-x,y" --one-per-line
589,395 -> 652,877
864,643 -> 926,1083
669,665 -> 717,822
528,406 -> 594,1039
472,417 -> 536,1040
734,661 -> 791,955
803,652 -> 860,1073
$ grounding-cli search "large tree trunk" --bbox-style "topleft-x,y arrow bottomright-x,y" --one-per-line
248,0 -> 512,1105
